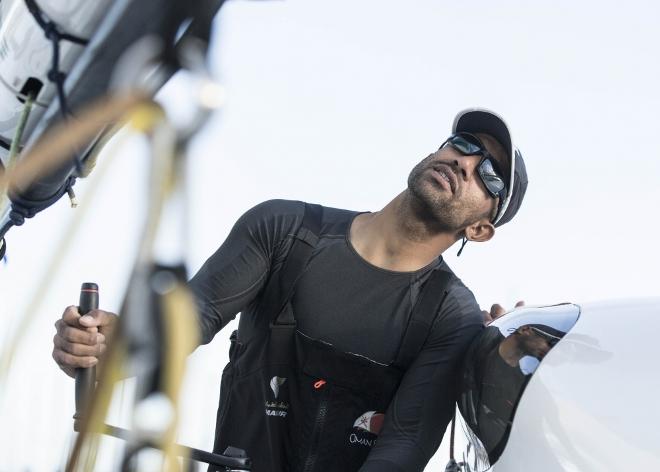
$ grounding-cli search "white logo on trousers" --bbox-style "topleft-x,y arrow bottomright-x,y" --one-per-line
270,376 -> 287,398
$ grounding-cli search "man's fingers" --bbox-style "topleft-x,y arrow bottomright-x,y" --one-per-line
53,306 -> 116,378
53,333 -> 106,356
52,348 -> 98,369
78,309 -> 116,329
61,305 -> 81,326
56,321 -> 104,346
484,301 -> 527,324
62,306 -> 116,329
490,303 -> 506,318
61,306 -> 98,334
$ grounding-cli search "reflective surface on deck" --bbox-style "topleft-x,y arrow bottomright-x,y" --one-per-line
492,298 -> 660,472
457,303 -> 580,471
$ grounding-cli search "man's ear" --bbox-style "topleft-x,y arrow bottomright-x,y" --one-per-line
465,219 -> 495,243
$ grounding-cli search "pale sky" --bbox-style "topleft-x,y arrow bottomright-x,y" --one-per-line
1,1 -> 659,470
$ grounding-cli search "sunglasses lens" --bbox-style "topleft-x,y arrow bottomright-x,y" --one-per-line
531,327 -> 561,346
446,133 -> 508,206
449,135 -> 482,155
479,159 -> 505,194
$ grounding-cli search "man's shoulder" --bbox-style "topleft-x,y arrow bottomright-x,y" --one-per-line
245,199 -> 306,219
248,199 -> 361,233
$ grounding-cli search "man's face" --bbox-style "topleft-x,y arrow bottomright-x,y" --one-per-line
407,133 -> 508,232
517,327 -> 553,360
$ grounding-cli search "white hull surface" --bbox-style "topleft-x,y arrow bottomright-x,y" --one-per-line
493,298 -> 660,471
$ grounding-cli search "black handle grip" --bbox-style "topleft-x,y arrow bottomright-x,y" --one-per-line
73,282 -> 99,432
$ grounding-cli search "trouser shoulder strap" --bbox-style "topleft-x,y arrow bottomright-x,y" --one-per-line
258,203 -> 323,324
393,268 -> 453,369
271,203 -> 322,325
266,203 -> 322,363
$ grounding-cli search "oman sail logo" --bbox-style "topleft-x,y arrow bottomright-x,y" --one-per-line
353,411 -> 385,434
270,376 -> 286,398
265,376 -> 289,418
349,411 -> 385,447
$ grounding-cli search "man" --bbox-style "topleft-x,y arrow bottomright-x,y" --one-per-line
52,108 -> 528,471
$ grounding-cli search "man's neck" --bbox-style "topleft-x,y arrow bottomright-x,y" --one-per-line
349,191 -> 458,272
498,339 -> 525,367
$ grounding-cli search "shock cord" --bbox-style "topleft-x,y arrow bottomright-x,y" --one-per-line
24,0 -> 89,172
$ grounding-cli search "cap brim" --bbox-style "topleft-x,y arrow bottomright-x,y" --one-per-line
452,108 -> 514,183
452,108 -> 517,226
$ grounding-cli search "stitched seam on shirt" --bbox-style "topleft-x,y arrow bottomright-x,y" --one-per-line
322,233 -> 345,239
209,270 -> 268,304
296,329 -> 389,366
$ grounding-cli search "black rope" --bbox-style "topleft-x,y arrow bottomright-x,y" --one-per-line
0,220 -> 11,239
449,411 -> 456,460
24,0 -> 88,117
444,412 -> 463,472
24,0 -> 89,173
7,175 -> 76,228
456,237 -> 468,257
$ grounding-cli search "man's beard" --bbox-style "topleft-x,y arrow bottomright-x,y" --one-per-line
406,159 -> 469,233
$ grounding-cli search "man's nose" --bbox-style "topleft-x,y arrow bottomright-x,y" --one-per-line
451,154 -> 481,181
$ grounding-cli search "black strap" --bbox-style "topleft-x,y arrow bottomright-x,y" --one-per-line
24,0 -> 89,120
24,0 -> 88,173
393,268 -> 453,369
267,203 -> 322,362
272,203 -> 322,325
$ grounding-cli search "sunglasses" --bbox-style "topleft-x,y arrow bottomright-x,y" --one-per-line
442,133 -> 507,222
529,326 -> 562,347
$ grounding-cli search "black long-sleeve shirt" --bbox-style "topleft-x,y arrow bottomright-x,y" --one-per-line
189,199 -> 483,471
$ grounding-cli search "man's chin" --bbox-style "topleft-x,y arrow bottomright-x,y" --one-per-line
407,191 -> 458,232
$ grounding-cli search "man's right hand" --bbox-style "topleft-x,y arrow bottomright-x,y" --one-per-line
52,305 -> 117,378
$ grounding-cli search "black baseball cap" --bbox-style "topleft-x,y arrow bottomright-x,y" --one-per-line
452,108 -> 528,227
